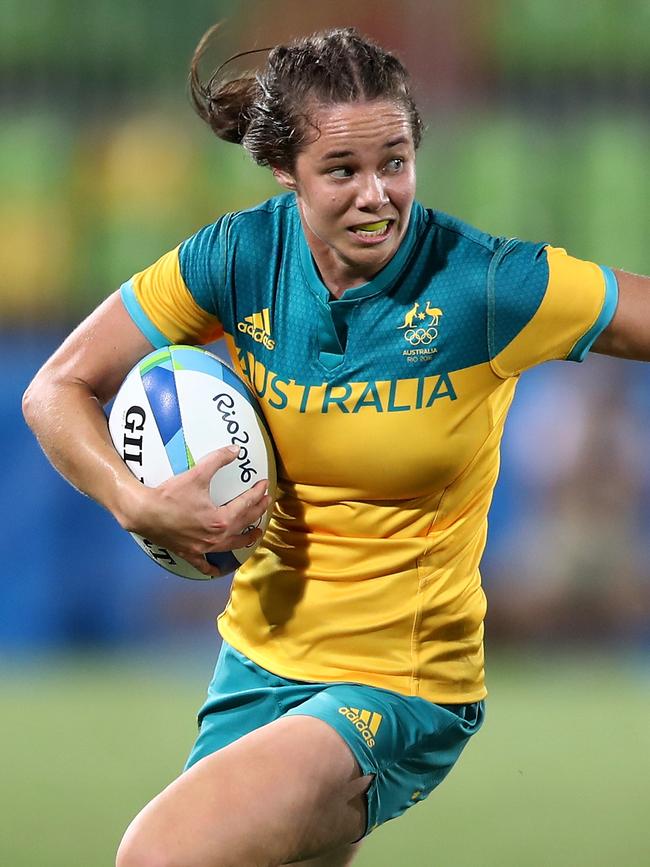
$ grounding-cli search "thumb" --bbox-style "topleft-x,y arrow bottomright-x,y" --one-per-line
193,445 -> 240,480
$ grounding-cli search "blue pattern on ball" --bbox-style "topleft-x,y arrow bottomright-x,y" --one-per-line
165,429 -> 191,475
205,550 -> 242,573
142,366 -> 184,447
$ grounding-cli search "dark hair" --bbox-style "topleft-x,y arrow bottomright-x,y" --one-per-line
189,25 -> 423,170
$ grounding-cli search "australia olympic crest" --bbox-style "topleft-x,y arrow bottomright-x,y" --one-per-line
398,301 -> 443,363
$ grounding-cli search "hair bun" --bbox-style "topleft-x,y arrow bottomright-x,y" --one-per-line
203,78 -> 256,144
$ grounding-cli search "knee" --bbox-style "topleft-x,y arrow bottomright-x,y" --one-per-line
115,823 -> 236,867
115,825 -> 173,867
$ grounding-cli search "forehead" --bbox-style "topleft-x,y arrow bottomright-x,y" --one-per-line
303,100 -> 413,157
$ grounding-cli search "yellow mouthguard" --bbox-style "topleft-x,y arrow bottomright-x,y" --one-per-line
355,220 -> 389,231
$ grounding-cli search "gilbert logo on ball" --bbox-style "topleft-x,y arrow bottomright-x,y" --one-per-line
108,345 -> 277,580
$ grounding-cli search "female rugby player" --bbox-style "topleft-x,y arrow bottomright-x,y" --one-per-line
23,25 -> 649,867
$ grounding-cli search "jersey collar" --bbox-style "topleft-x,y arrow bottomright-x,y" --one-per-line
298,201 -> 423,303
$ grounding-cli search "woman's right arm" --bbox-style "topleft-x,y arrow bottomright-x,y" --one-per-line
22,291 -> 271,576
23,292 -> 155,521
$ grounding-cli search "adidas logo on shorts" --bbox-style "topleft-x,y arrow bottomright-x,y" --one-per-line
338,706 -> 383,748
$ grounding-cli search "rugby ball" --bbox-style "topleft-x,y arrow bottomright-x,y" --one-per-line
108,345 -> 276,580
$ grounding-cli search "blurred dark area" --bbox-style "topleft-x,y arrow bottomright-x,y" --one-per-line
2,0 -> 649,651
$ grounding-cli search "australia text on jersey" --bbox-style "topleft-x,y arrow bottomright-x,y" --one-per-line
237,352 -> 458,414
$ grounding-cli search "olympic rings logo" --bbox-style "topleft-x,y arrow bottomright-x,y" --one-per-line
404,327 -> 438,345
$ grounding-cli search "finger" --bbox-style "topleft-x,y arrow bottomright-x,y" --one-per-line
234,500 -> 271,538
193,445 -> 241,480
230,527 -> 264,550
232,480 -> 271,517
180,552 -> 222,578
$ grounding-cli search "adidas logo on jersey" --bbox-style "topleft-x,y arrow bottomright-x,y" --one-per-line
237,308 -> 275,350
338,706 -> 383,748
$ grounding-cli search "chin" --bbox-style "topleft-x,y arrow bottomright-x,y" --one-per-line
346,235 -> 399,261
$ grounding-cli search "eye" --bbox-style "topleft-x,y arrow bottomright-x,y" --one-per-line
328,166 -> 353,179
385,158 -> 404,174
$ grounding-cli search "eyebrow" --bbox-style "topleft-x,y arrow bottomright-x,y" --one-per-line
384,136 -> 408,148
320,136 -> 408,161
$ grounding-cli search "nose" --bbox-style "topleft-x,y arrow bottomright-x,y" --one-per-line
356,172 -> 389,212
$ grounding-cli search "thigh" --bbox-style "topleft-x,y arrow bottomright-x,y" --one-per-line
116,715 -> 372,867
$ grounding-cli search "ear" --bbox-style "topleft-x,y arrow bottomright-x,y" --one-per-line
272,166 -> 297,190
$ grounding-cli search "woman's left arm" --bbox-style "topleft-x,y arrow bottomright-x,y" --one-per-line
592,270 -> 650,360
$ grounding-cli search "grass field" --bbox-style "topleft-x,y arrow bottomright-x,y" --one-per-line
1,647 -> 649,867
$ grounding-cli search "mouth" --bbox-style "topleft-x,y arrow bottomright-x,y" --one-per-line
348,219 -> 395,243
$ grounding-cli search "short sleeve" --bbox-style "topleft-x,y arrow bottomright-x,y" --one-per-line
119,217 -> 229,348
488,241 -> 618,378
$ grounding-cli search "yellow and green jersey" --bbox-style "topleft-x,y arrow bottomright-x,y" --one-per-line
121,193 -> 617,702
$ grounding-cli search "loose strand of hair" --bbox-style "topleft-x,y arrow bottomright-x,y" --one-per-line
189,21 -> 273,133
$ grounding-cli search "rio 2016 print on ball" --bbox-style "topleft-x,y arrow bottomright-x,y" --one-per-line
108,345 -> 276,580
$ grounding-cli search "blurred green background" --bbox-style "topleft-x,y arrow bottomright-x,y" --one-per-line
2,1 -> 649,865
3,649 -> 650,866
2,0 -> 648,323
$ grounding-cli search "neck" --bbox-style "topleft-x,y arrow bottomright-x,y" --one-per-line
302,225 -> 378,299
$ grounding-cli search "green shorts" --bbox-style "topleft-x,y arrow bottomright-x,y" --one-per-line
185,642 -> 484,835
